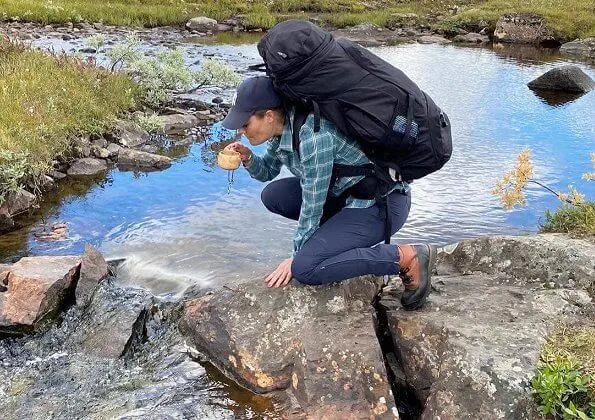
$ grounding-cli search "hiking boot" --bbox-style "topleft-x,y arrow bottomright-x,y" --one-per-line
398,244 -> 437,311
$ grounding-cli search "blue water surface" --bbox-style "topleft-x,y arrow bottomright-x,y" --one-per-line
1,42 -> 593,295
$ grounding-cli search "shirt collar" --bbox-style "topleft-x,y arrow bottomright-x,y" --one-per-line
277,110 -> 295,152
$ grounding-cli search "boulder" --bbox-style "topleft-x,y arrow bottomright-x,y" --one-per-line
494,14 -> 553,44
379,234 -> 595,418
453,32 -> 490,44
179,277 -> 397,418
560,38 -> 595,59
528,65 -> 594,93
75,245 -> 109,307
157,114 -> 198,135
0,256 -> 81,334
417,35 -> 451,44
66,158 -> 107,176
117,148 -> 172,170
186,17 -> 218,33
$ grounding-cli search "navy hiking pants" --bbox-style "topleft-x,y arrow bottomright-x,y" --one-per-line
260,177 -> 411,285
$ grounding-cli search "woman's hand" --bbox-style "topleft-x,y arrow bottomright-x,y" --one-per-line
224,142 -> 252,163
265,257 -> 293,288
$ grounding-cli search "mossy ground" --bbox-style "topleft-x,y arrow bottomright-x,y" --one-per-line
0,0 -> 593,39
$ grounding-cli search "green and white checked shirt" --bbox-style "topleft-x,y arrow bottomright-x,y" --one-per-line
246,112 -> 408,254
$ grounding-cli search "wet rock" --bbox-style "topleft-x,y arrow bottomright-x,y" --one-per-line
494,14 -> 553,44
179,277 -> 396,417
68,281 -> 152,359
560,38 -> 595,59
91,147 -> 110,159
417,35 -> 451,44
215,23 -> 233,32
2,189 -> 36,216
75,245 -> 109,307
117,120 -> 151,148
67,158 -> 108,176
380,234 -> 594,418
528,65 -> 594,94
186,17 -> 218,32
33,223 -> 69,242
0,189 -> 36,233
0,256 -> 81,334
106,143 -> 121,158
157,113 -> 198,134
48,170 -> 67,180
453,32 -> 490,44
117,148 -> 172,170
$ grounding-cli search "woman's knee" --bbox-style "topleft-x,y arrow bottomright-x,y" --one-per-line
291,255 -> 319,285
260,183 -> 277,212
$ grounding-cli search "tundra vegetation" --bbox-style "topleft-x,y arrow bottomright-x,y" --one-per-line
0,0 -> 593,39
0,34 -> 239,202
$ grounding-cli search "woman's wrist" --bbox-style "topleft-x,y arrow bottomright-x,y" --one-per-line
243,151 -> 254,167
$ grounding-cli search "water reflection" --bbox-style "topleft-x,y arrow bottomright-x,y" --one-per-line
529,89 -> 587,106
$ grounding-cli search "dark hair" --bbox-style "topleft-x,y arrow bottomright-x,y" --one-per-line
253,107 -> 285,122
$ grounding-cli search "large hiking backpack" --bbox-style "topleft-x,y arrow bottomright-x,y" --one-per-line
252,19 -> 452,183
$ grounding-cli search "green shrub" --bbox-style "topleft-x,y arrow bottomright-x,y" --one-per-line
541,203 -> 595,237
532,327 -> 595,419
96,35 -> 241,107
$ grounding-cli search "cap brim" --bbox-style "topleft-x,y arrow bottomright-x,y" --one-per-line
221,109 -> 252,130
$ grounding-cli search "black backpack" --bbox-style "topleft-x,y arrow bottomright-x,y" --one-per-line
251,20 -> 453,242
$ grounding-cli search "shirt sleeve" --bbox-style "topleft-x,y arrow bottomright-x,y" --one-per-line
245,140 -> 283,182
293,125 -> 334,254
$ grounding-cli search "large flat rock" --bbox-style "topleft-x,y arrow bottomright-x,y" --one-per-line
179,277 -> 398,418
0,256 -> 81,333
380,234 -> 594,419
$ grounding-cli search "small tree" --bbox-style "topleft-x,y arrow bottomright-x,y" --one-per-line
492,148 -> 594,235
87,34 -> 241,107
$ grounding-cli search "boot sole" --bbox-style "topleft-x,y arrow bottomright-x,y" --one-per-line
401,244 -> 437,311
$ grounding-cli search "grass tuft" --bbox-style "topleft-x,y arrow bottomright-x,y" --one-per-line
0,37 -> 138,202
0,0 -> 592,38
540,202 -> 595,238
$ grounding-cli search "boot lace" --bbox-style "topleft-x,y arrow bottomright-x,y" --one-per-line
399,267 -> 413,285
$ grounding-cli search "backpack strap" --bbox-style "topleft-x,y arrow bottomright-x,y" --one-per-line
291,105 -> 311,156
248,63 -> 267,72
311,101 -> 321,133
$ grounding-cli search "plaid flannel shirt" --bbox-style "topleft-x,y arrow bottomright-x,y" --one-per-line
246,112 -> 409,254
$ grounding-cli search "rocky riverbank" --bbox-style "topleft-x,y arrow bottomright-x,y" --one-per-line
0,97 -> 224,236
1,233 -> 593,418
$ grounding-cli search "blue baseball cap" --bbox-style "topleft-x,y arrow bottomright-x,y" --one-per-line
222,76 -> 282,130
